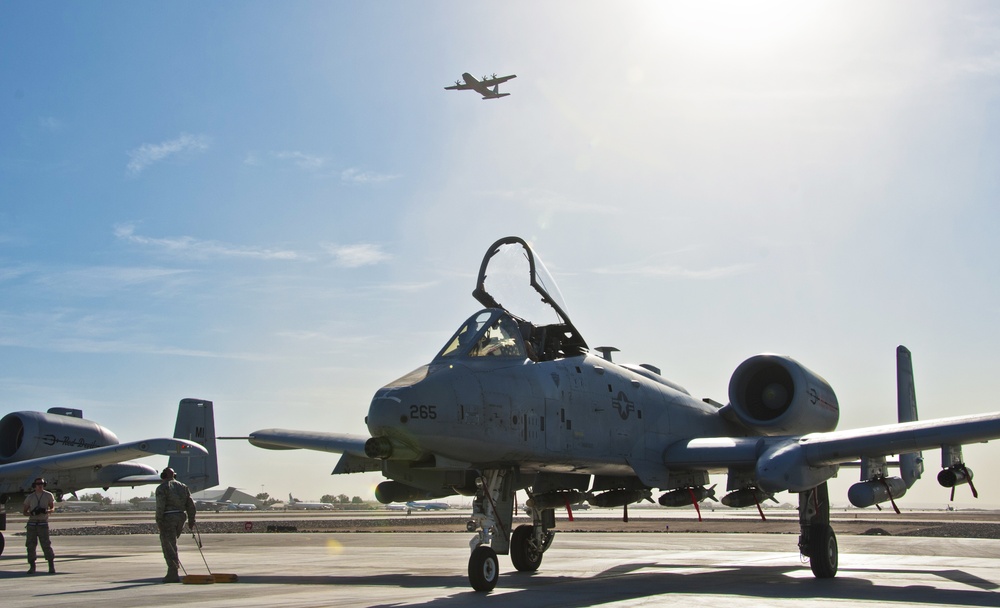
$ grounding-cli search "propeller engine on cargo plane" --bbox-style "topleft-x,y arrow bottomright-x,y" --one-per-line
244,236 -> 1000,592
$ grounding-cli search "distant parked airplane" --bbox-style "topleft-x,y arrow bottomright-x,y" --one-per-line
195,486 -> 238,512
445,72 -> 516,99
407,500 -> 449,511
286,493 -> 332,510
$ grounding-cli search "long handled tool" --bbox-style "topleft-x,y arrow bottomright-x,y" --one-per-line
182,526 -> 239,584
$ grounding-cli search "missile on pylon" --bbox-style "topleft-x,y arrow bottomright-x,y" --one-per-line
721,487 -> 770,508
938,464 -> 974,488
658,485 -> 716,507
589,489 -> 649,509
847,477 -> 907,508
526,490 -> 587,511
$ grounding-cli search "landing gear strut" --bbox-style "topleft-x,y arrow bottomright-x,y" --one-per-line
466,468 -> 516,592
798,481 -> 838,578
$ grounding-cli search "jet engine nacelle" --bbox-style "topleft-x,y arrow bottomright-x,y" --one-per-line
727,354 -> 840,436
0,411 -> 119,462
848,477 -> 907,508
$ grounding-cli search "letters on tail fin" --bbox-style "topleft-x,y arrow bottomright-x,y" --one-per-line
168,398 -> 219,492
896,346 -> 925,488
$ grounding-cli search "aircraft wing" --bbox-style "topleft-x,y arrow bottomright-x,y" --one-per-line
444,83 -> 473,90
481,74 -> 516,86
247,428 -> 369,456
247,429 -> 379,475
664,412 -> 1000,493
0,437 -> 207,482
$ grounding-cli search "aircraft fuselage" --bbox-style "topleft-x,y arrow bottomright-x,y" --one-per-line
366,321 -> 735,481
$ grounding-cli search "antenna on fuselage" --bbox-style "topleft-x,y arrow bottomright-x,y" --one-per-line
595,346 -> 619,362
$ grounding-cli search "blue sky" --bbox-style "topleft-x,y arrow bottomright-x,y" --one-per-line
2,1 -> 1000,508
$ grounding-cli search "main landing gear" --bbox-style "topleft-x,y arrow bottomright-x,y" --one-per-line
466,468 -> 556,592
798,481 -> 838,578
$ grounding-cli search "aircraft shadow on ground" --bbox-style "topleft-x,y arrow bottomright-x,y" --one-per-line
369,563 -> 1000,608
96,562 -> 996,608
14,558 -> 1000,606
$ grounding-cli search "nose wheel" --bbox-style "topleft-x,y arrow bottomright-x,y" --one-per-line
798,482 -> 838,578
468,545 -> 500,592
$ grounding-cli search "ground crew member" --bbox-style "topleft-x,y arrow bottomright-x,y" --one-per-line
155,467 -> 196,583
22,477 -> 56,574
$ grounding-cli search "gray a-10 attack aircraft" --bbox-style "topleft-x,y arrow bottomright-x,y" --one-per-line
246,236 -> 1000,592
0,398 -> 218,556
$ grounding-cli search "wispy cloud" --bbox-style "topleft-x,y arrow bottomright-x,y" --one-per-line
340,167 -> 400,183
593,256 -> 753,279
38,116 -> 62,132
115,223 -> 305,261
0,310 -> 268,360
495,188 -> 620,215
322,243 -> 391,268
952,50 -> 1000,75
0,264 -> 34,282
126,133 -> 211,175
273,150 -> 329,171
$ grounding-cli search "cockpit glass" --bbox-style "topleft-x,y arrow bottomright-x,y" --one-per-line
438,311 -> 527,359
439,311 -> 492,358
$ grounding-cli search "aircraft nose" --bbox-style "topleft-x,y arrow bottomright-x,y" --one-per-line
367,388 -> 411,435
366,363 -> 475,440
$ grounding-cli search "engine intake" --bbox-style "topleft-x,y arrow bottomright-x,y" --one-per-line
728,354 -> 839,435
0,411 -> 119,462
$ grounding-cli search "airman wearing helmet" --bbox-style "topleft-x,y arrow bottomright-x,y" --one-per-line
155,467 -> 196,583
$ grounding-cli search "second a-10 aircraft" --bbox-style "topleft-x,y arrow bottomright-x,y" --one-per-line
245,236 -> 1000,592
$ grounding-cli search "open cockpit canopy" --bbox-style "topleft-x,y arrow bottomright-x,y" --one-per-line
437,236 -> 588,362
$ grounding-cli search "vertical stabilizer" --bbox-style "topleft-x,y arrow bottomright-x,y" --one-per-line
169,398 -> 219,492
896,346 -> 924,487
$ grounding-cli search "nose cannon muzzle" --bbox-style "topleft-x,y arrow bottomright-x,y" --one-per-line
364,436 -> 422,461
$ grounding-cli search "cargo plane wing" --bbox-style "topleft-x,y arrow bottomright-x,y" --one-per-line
240,236 -> 1000,592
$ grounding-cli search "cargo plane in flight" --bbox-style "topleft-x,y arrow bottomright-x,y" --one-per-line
445,72 -> 516,99
244,236 -> 1000,592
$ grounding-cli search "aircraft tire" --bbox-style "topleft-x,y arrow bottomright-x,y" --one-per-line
468,545 -> 499,592
808,523 -> 838,578
0,532 -> 4,557
510,524 -> 543,572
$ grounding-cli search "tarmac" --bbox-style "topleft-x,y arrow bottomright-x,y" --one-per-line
2,527 -> 1000,607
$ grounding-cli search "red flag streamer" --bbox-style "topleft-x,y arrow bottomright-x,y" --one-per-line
962,465 -> 979,498
688,488 -> 702,522
565,498 -> 574,522
878,478 -> 901,514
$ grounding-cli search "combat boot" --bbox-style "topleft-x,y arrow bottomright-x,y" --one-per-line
27,562 -> 36,575
163,568 -> 180,583
47,559 -> 55,574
